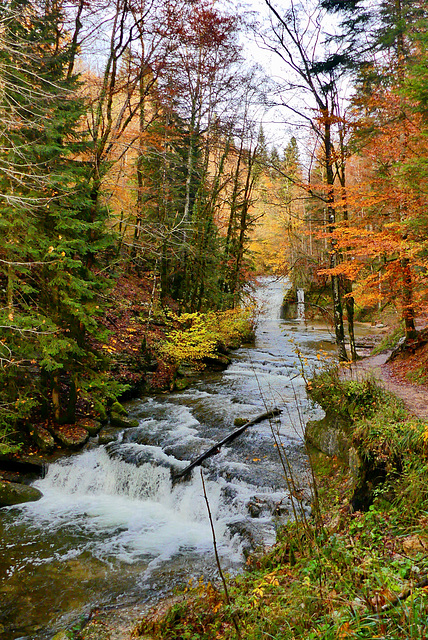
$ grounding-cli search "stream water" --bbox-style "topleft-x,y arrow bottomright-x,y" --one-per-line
0,278 -> 339,639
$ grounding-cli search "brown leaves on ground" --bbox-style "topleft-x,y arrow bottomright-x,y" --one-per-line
92,272 -> 178,389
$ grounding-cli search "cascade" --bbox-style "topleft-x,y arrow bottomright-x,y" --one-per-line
1,277 -> 336,640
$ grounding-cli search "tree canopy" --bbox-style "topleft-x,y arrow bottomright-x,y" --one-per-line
1,0 -> 428,449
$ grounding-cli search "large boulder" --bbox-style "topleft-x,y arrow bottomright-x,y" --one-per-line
0,480 -> 43,507
305,412 -> 352,462
31,425 -> 55,452
305,412 -> 362,487
110,412 -> 139,429
50,424 -> 90,449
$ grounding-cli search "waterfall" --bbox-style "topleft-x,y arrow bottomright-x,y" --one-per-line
2,276 -> 328,640
25,447 -> 229,564
297,288 -> 305,321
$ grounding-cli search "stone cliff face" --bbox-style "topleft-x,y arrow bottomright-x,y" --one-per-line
306,410 -> 386,512
305,412 -> 362,497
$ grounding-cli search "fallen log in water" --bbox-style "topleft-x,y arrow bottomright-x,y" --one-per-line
172,408 -> 282,483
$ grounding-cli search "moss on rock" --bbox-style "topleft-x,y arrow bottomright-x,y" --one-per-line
0,480 -> 43,506
110,413 -> 139,429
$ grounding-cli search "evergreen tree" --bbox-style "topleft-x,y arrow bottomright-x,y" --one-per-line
0,0 -> 117,440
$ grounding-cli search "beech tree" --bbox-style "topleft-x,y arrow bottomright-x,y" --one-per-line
260,0 -> 352,360
322,0 -> 428,338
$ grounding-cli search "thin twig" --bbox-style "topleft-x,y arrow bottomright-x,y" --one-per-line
200,470 -> 241,640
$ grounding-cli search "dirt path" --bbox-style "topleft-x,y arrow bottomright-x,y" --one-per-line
342,351 -> 428,421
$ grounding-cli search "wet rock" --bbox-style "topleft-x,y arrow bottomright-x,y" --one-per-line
0,480 -> 43,506
247,496 -> 290,518
110,412 -> 139,429
107,443 -> 179,473
202,354 -> 231,370
50,424 -> 90,449
221,485 -> 239,501
111,401 -> 128,416
98,428 -> 118,446
78,418 -> 103,437
174,378 -> 190,391
247,498 -> 266,518
156,444 -> 187,459
32,425 -> 55,451
227,520 -> 256,556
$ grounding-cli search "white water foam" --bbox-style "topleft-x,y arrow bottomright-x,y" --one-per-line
16,448 -> 243,567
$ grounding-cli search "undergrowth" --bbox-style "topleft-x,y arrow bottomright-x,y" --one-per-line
132,370 -> 428,640
158,307 -> 255,369
371,324 -> 405,355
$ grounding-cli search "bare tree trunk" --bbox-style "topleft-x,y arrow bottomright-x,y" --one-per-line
401,257 -> 417,339
7,262 -> 14,322
325,116 -> 348,361
132,64 -> 147,260
337,128 -> 357,361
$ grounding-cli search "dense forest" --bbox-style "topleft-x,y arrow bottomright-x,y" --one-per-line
2,2 -> 428,639
1,0 -> 428,452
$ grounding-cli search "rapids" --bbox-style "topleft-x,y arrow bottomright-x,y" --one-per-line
0,277 -> 336,639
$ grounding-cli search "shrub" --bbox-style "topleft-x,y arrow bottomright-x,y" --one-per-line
158,307 -> 255,369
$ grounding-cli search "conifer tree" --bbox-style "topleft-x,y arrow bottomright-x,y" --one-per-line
0,0 -> 116,437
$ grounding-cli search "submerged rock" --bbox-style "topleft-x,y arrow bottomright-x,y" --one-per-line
98,427 -> 119,445
0,480 -> 43,506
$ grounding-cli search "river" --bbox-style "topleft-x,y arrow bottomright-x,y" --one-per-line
0,278 -> 337,639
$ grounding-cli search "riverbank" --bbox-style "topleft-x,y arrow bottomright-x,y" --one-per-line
111,345 -> 428,640
340,348 -> 428,420
0,274 -> 256,496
